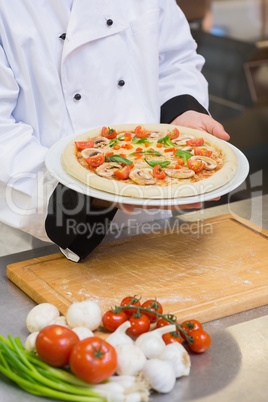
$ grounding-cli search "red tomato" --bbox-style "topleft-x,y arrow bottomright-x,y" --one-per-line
141,299 -> 163,323
164,148 -> 176,153
121,143 -> 133,150
169,128 -> 180,140
186,138 -> 204,147
120,296 -> 141,317
114,165 -> 131,180
75,140 -> 94,150
187,158 -> 206,173
85,153 -> 105,167
105,151 -> 114,157
162,332 -> 183,345
182,319 -> 203,332
102,310 -> 128,332
156,316 -> 177,329
152,165 -> 166,179
179,319 -> 203,340
124,133 -> 132,141
188,329 -> 211,353
101,126 -> 117,139
70,337 -> 117,383
127,314 -> 151,336
36,325 -> 79,367
134,125 -> 148,138
194,148 -> 212,157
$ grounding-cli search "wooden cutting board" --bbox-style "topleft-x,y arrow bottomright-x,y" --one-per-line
6,214 -> 268,323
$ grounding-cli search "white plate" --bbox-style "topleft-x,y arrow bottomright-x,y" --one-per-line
45,135 -> 249,206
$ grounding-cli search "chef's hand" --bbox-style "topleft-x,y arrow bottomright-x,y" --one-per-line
171,110 -> 230,141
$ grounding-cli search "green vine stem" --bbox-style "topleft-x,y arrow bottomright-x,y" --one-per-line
116,304 -> 194,344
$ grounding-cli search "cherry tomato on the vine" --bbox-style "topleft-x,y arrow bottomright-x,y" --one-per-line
36,325 -> 79,367
162,331 -> 183,345
102,310 -> 128,332
70,337 -> 117,383
182,319 -> 203,332
120,296 -> 141,317
156,316 -> 177,329
127,313 -> 151,336
188,329 -> 211,353
141,299 -> 163,323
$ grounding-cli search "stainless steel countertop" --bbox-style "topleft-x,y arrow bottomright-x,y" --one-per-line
1,195 -> 268,402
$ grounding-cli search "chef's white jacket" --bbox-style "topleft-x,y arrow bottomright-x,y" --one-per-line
0,0 -> 208,244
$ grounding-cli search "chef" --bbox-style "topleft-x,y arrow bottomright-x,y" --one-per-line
0,0 -> 229,260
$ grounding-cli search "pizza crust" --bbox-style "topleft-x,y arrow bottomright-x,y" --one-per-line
61,124 -> 238,198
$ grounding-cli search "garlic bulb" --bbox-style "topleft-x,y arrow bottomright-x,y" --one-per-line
66,300 -> 102,330
135,324 -> 176,359
115,343 -> 146,376
49,316 -> 69,327
72,326 -> 94,340
158,342 -> 191,378
26,303 -> 60,332
106,321 -> 134,348
142,359 -> 176,393
25,331 -> 39,353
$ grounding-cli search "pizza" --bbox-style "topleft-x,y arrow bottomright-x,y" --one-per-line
62,124 -> 238,198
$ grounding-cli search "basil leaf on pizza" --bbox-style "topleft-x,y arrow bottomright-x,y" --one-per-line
175,150 -> 193,165
132,136 -> 153,145
144,158 -> 171,168
157,135 -> 176,148
107,155 -> 133,165
62,124 -> 238,199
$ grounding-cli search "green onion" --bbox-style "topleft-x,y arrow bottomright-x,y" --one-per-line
144,158 -> 171,168
175,150 -> 192,165
0,335 -> 105,401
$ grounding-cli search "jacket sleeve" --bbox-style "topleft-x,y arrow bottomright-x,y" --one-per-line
0,43 -> 56,242
158,0 -> 209,123
0,44 -> 117,256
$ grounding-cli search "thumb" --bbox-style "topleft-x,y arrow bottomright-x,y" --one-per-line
120,203 -> 135,215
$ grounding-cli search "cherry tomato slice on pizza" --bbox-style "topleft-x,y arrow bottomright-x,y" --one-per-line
168,128 -> 180,140
114,165 -> 131,180
75,140 -> 94,150
187,158 -> 205,173
85,153 -> 105,167
194,147 -> 212,157
101,126 -> 117,139
186,138 -> 204,147
134,125 -> 148,138
152,165 -> 166,179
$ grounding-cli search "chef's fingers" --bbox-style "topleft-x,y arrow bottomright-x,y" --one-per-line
116,202 -> 204,213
